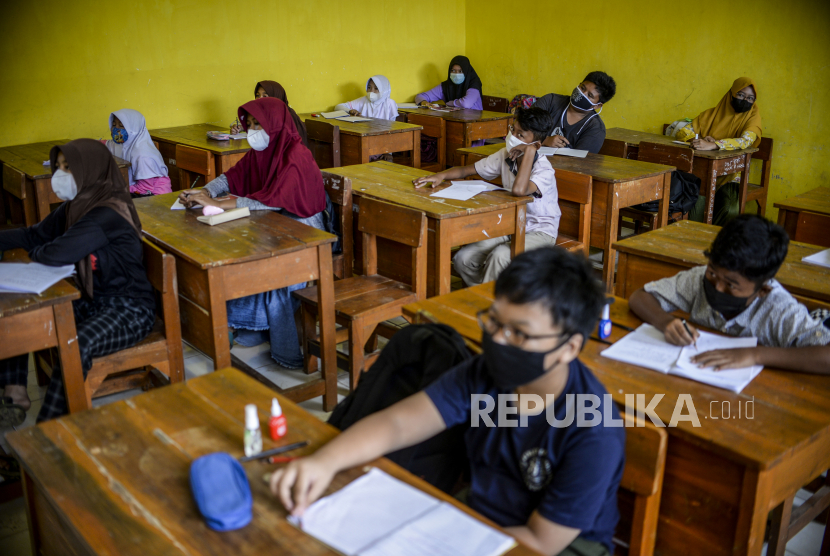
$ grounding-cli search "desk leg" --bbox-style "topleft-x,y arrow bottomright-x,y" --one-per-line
434,219 -> 452,296
22,180 -> 38,227
737,153 -> 753,214
53,301 -> 87,413
615,252 -> 630,298
510,205 -> 526,258
733,468 -> 772,556
602,185 -> 621,292
34,179 -> 52,222
22,471 -> 42,556
656,172 -> 671,228
316,245 -> 338,411
206,267 -> 231,370
702,159 -> 717,225
412,130 -> 421,169
359,137 -> 371,164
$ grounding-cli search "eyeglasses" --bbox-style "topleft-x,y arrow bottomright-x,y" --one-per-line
477,310 -> 565,348
734,92 -> 756,103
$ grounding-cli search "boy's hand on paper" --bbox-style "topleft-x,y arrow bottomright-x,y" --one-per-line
270,456 -> 335,517
413,174 -> 445,189
664,318 -> 699,346
181,190 -> 213,209
542,135 -> 570,148
690,347 -> 758,371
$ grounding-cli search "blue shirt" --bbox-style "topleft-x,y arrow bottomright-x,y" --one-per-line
424,356 -> 625,552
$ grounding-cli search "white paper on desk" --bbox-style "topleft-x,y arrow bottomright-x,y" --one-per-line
600,324 -> 682,373
337,116 -> 373,123
672,331 -> 762,393
397,103 -> 419,109
321,110 -> 349,119
430,183 -> 487,201
538,147 -> 589,158
0,263 -> 75,295
43,160 -> 50,166
453,180 -> 502,192
170,199 -> 202,210
229,132 -> 247,139
293,468 -> 440,556
361,502 -> 516,556
802,248 -> 830,269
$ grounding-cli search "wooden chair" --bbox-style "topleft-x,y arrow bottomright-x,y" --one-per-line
80,239 -> 185,407
555,168 -> 592,256
405,113 -> 445,173
614,414 -> 668,556
617,142 -> 693,238
306,119 -> 341,169
738,136 -> 773,215
321,171 -> 354,279
767,470 -> 830,556
599,138 -> 629,159
175,144 -> 213,190
482,95 -> 509,113
293,199 -> 427,390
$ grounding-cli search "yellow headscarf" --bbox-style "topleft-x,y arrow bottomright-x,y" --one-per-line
693,77 -> 762,147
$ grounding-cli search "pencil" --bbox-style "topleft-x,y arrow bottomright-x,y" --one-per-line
681,319 -> 697,348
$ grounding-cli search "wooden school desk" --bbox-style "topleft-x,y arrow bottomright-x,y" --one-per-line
0,249 -> 86,412
133,192 -> 340,410
774,186 -> 830,247
298,114 -> 422,168
325,161 -> 531,296
602,127 -> 758,225
403,285 -> 830,556
458,144 -> 675,291
612,220 -> 830,305
398,106 -> 514,167
0,140 -> 130,226
149,123 -> 250,191
7,367 -> 537,556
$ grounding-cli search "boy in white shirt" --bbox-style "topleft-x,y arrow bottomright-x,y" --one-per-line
414,107 -> 559,285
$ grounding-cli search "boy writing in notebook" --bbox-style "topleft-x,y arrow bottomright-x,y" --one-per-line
272,248 -> 626,556
413,107 -> 559,286
629,214 -> 830,373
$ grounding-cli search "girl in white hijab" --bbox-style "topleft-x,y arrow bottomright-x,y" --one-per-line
335,75 -> 399,121
105,109 -> 172,196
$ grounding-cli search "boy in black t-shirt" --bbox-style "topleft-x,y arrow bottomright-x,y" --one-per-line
272,247 -> 626,556
535,71 -> 616,154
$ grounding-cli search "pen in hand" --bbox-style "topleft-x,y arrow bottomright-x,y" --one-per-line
681,319 -> 697,348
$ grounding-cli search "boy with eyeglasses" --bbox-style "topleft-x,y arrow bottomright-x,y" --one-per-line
271,247 -> 626,556
413,106 -> 560,286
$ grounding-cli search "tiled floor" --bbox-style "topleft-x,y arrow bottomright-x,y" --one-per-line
1,341 -> 827,555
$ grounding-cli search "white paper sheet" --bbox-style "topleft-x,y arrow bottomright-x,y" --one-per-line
672,331 -> 762,392
430,183 -> 487,201
600,324 -> 682,373
321,110 -> 349,119
0,263 -> 75,295
802,248 -> 830,269
397,103 -> 419,109
337,116 -> 373,123
538,147 -> 589,158
171,198 -> 202,210
229,132 -> 247,139
452,180 -> 502,191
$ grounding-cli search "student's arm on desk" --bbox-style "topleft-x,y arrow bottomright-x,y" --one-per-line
412,164 -> 479,188
629,288 -> 700,346
270,392 -> 446,516
691,345 -> 830,374
505,513 -> 580,556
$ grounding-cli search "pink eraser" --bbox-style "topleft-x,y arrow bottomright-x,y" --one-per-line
202,206 -> 225,216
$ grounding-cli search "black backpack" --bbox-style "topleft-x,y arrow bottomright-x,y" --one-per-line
328,324 -> 471,493
632,169 -> 700,216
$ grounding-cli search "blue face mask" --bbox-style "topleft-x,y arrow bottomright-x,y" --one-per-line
111,126 -> 128,144
450,73 -> 464,85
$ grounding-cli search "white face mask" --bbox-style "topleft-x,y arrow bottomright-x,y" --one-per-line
505,131 -> 531,151
246,127 -> 270,151
51,169 -> 78,201
367,91 -> 379,103
450,73 -> 464,85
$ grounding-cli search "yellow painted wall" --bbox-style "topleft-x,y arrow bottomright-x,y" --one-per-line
0,0 -> 464,145
466,0 -> 830,220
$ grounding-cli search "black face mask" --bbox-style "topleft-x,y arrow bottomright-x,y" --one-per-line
730,96 -> 753,113
570,87 -> 598,112
702,277 -> 753,320
482,330 -> 571,391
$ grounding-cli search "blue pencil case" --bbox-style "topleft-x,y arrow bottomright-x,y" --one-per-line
190,452 -> 253,531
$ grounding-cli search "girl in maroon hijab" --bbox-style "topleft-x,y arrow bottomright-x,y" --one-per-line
180,97 -> 326,368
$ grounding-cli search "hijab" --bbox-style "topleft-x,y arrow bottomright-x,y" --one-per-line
226,97 -> 325,218
693,77 -> 762,147
359,75 -> 398,120
50,139 -> 142,299
441,55 -> 483,103
255,81 -> 308,147
107,109 -> 168,184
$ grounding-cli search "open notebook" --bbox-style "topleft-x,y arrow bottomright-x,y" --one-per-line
538,147 -> 589,158
0,262 -> 75,294
802,248 -> 830,269
600,324 -> 763,393
291,468 -> 516,556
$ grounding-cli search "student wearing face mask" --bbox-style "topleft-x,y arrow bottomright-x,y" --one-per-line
415,55 -> 483,111
335,75 -> 399,121
230,81 -> 308,147
178,97 -> 326,368
0,139 -> 155,425
270,247 -> 626,556
629,214 -> 830,374
676,78 -> 762,226
104,109 -> 172,197
413,107 -> 559,286
534,71 -> 616,154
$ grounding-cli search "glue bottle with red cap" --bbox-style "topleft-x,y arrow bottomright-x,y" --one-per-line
269,398 -> 287,440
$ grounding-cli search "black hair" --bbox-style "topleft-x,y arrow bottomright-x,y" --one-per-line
583,71 -> 616,104
704,214 -> 789,286
494,247 -> 605,344
514,106 -> 553,142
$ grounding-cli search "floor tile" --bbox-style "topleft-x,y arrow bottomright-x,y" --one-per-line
231,342 -> 274,370
0,530 -> 31,556
183,352 -> 214,380
786,520 -> 825,556
0,497 -> 27,540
